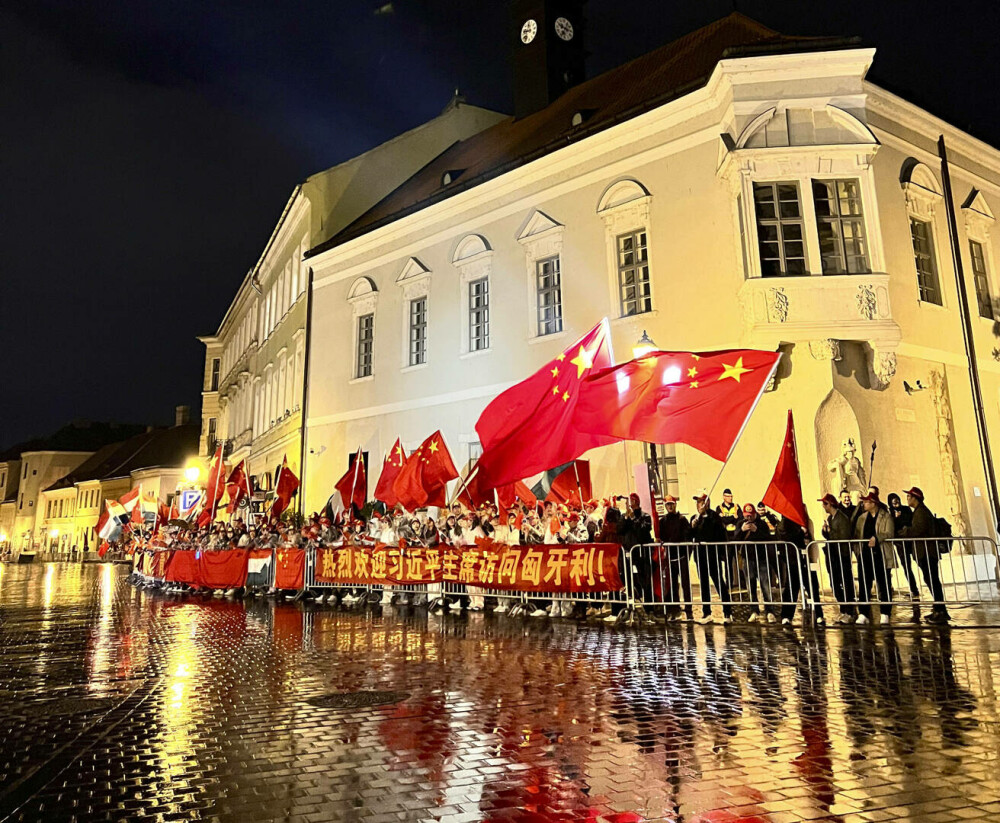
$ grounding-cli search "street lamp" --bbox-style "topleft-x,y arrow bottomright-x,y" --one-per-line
632,330 -> 657,359
184,465 -> 200,484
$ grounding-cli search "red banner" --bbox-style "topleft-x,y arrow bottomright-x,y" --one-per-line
165,549 -> 199,586
314,540 -> 622,593
275,548 -> 306,590
197,548 -> 250,589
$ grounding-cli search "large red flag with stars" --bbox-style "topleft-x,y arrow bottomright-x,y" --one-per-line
762,410 -> 809,528
373,438 -> 406,507
576,349 -> 781,462
270,455 -> 300,522
474,319 -> 616,489
391,431 -> 458,509
334,447 -> 367,514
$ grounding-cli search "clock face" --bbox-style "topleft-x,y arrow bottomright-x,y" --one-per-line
520,19 -> 537,44
554,16 -> 574,41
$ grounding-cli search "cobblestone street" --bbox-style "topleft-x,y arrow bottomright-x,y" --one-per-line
1,563 -> 999,822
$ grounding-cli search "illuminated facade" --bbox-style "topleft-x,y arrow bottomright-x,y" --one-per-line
298,13 -> 1000,537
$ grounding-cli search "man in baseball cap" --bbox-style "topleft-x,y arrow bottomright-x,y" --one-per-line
899,486 -> 949,624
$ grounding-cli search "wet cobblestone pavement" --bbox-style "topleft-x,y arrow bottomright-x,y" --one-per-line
1,564 -> 999,822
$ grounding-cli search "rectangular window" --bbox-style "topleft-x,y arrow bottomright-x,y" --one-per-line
210,358 -> 220,391
752,182 -> 806,276
535,255 -> 563,336
355,313 -> 374,378
207,418 -> 217,452
970,240 -> 994,319
910,218 -> 941,304
812,179 -> 870,273
469,278 -> 490,351
617,230 -> 652,316
408,298 -> 427,366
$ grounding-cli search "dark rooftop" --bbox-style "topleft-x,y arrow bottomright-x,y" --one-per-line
306,13 -> 855,258
44,424 -> 200,491
1,421 -> 148,462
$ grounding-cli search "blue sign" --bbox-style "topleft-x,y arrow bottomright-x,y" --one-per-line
180,489 -> 201,512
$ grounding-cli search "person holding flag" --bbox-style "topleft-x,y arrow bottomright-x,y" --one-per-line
197,445 -> 227,527
270,455 -> 300,523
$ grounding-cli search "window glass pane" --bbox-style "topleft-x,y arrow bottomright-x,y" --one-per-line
469,278 -> 489,351
970,239 -> 994,319
616,230 -> 651,316
355,313 -> 374,377
910,218 -> 941,305
409,298 -> 427,365
753,182 -> 805,277
812,179 -> 869,274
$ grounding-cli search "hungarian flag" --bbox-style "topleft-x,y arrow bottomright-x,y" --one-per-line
270,455 -> 300,522
138,490 -> 159,525
473,319 -> 616,489
373,439 -> 406,507
99,500 -> 127,542
118,486 -> 140,514
576,349 -> 781,462
226,460 -> 252,514
197,445 -> 227,527
334,447 -> 367,515
762,410 -> 809,528
391,431 -> 458,509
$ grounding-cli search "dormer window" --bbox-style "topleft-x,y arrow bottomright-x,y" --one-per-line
441,169 -> 464,187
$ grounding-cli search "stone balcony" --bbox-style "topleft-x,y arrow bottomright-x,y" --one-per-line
739,273 -> 902,387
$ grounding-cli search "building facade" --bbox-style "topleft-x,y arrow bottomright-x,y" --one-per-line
299,12 -> 1000,538
199,100 -> 506,500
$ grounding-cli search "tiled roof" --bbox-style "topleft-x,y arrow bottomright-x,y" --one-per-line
44,424 -> 200,491
307,13 -> 854,258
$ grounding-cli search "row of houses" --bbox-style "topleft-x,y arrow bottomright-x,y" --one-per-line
0,409 -> 197,557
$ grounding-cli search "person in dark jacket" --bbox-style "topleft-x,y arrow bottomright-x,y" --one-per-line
899,486 -> 949,624
624,492 -> 654,606
739,503 -> 777,623
657,495 -> 693,620
777,516 -> 824,626
888,492 -> 920,620
691,491 -> 732,624
820,493 -> 857,623
598,506 -> 628,621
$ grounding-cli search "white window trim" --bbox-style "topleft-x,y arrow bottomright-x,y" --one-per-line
963,190 -> 997,322
517,210 -> 565,340
348,277 -> 379,380
902,162 -> 946,307
453,234 -> 493,356
597,179 -> 654,318
396,257 -> 432,369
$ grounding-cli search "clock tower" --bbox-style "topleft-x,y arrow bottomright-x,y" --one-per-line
512,0 -> 586,119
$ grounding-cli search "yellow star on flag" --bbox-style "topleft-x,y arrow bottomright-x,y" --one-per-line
562,391 -> 570,402
428,440 -> 439,453
556,353 -> 565,361
690,381 -> 699,389
719,357 -> 751,382
570,346 -> 594,379
551,366 -> 559,378
552,385 -> 560,396
687,366 -> 698,378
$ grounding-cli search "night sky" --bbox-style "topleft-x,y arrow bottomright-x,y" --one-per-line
3,0 -> 999,449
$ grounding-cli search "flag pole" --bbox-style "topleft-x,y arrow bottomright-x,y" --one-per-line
349,447 -> 362,515
571,460 -> 585,507
244,466 -> 255,528
450,461 -> 480,507
705,355 -> 783,500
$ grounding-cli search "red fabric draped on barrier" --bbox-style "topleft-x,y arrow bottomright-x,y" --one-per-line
274,548 -> 306,590
196,548 -> 250,589
313,540 -> 622,593
165,550 -> 200,585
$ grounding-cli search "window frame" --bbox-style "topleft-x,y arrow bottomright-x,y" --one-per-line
751,181 -> 808,277
408,296 -> 427,366
811,178 -> 871,275
535,255 -> 563,336
616,228 -> 652,317
468,276 -> 490,353
969,238 -> 995,320
909,216 -> 942,306
355,312 -> 375,379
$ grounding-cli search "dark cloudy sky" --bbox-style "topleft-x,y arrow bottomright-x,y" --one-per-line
3,0 -> 999,449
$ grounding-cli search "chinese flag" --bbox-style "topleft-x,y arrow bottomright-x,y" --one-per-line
197,445 -> 227,526
225,460 -> 249,514
576,349 -> 781,462
271,455 -> 300,521
474,319 -> 616,489
391,431 -> 458,509
373,439 -> 406,507
496,481 -> 537,518
335,447 -> 367,514
762,410 -> 809,528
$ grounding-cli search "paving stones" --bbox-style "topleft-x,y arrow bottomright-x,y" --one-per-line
0,563 -> 998,821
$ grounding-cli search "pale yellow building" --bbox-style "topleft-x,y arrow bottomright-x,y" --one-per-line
298,11 -> 1000,538
198,98 -> 506,510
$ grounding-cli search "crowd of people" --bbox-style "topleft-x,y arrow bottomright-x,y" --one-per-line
129,483 -> 954,626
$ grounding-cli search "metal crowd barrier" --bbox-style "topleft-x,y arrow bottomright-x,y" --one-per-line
808,536 -> 1000,614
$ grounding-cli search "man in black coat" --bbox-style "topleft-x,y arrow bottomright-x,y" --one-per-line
658,495 -> 693,620
691,491 -> 732,624
900,486 -> 949,624
820,493 -> 857,623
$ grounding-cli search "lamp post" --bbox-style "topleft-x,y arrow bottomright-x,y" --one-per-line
631,331 -> 665,501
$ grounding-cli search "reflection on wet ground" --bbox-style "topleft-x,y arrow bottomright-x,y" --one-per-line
0,563 -> 998,822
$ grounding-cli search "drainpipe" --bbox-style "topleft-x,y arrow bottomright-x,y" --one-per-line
297,268 -> 314,519
938,135 -> 1000,536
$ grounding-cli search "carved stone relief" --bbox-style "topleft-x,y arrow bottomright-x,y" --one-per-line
867,349 -> 897,390
766,287 -> 789,323
809,339 -> 841,361
856,284 -> 878,320
927,369 -> 969,537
